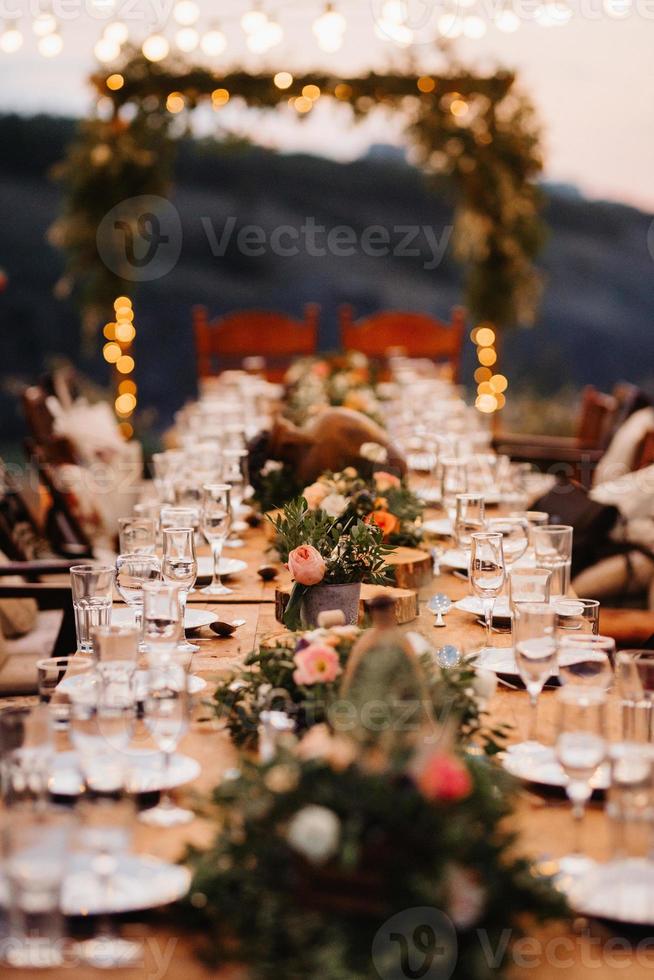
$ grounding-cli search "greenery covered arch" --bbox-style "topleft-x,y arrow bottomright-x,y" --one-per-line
52,49 -> 544,334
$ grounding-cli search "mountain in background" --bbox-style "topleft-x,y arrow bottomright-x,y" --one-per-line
0,113 -> 653,442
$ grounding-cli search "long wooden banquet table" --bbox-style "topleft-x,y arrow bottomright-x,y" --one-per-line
10,522 -> 654,980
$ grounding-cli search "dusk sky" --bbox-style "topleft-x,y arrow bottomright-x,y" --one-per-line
0,2 -> 652,210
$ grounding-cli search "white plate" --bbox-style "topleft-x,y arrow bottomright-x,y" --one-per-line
57,670 -> 206,699
440,548 -> 470,571
63,853 -> 191,916
50,749 -> 201,796
197,556 -> 247,578
567,859 -> 654,925
455,596 -> 513,619
502,743 -> 610,791
422,518 -> 453,537
111,606 -> 216,631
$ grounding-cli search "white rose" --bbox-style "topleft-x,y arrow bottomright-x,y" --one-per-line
286,805 -> 341,865
321,492 -> 349,518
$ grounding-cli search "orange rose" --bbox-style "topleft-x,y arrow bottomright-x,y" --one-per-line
365,510 -> 399,538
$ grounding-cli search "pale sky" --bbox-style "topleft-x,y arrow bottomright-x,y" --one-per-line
0,1 -> 653,210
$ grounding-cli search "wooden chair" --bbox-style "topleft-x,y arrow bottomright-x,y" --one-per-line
338,305 -> 466,381
494,385 -> 619,488
192,304 -> 320,383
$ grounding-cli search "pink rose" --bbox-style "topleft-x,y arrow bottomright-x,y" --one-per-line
373,471 -> 401,492
293,644 -> 342,685
416,752 -> 472,802
287,545 -> 326,586
302,482 -> 329,510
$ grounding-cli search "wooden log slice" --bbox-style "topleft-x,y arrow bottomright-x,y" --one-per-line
386,546 -> 433,590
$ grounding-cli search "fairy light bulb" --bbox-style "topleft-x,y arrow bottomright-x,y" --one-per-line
38,31 -> 63,56
463,14 -> 486,37
201,26 -> 227,56
246,19 -> 283,52
173,0 -> 199,25
142,33 -> 169,61
175,27 -> 199,51
0,25 -> 23,52
33,13 -> 57,36
104,21 -> 128,44
94,36 -> 120,62
241,6 -> 268,33
495,8 -> 520,30
313,3 -> 346,51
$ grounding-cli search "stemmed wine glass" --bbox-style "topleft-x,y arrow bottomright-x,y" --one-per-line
200,483 -> 233,596
140,663 -> 193,827
513,602 -> 557,755
454,493 -> 486,550
469,531 -> 506,647
555,686 -> 607,877
222,448 -> 248,548
161,528 -> 198,658
440,457 -> 469,525
114,554 -> 161,643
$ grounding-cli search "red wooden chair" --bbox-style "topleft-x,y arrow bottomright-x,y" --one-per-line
192,304 -> 320,383
338,305 -> 466,381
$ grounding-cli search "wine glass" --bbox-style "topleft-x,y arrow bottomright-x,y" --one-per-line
161,527 -> 198,657
140,663 -> 193,827
555,686 -> 607,877
200,483 -> 233,596
513,602 -> 557,755
557,635 -> 614,691
486,516 -> 530,568
554,598 -> 600,636
469,531 -> 506,647
69,685 -> 136,795
114,554 -> 161,641
440,457 -> 469,524
222,448 -> 248,547
117,517 -> 156,555
454,493 -> 486,550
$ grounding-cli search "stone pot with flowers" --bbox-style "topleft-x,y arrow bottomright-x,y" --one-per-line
270,497 -> 392,630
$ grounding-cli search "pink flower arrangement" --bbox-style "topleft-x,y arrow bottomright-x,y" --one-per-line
415,752 -> 472,803
293,644 -> 342,685
302,482 -> 329,510
287,545 -> 326,586
373,471 -> 401,492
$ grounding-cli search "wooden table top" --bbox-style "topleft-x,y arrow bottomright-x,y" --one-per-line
8,520 -> 654,980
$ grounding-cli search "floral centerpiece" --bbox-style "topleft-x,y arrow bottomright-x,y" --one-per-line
302,466 -> 424,548
284,351 -> 382,427
271,497 -> 392,629
212,625 -> 506,753
183,733 -> 567,978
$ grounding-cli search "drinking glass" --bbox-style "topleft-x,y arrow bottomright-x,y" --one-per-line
141,581 -> 183,661
92,625 -> 139,691
0,705 -> 54,807
607,741 -> 654,859
532,525 -> 574,597
440,457 -> 469,523
554,597 -> 600,636
615,650 -> 654,742
508,566 -> 552,613
36,655 -> 93,704
200,483 -> 233,596
160,505 -> 197,535
487,516 -> 530,568
513,602 -> 557,753
454,493 -> 486,550
117,517 -> 156,555
140,663 -> 193,827
69,688 -> 136,794
469,531 -> 505,647
555,686 -> 607,877
161,527 -> 197,656
70,564 -> 114,653
114,553 -> 162,638
222,448 -> 249,546
510,510 -> 548,546
557,635 -> 614,691
151,451 -> 182,504
3,806 -> 75,967
75,795 -> 141,968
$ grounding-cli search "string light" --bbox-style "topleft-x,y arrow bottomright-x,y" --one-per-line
104,21 -> 128,45
246,17 -> 283,52
463,15 -> 487,37
473,323 -> 506,414
106,73 -> 124,91
241,6 -> 268,34
94,36 -> 120,63
166,91 -> 185,113
142,34 -> 169,62
33,13 -> 57,36
0,25 -> 23,53
173,0 -> 200,26
175,27 -> 199,52
312,3 -> 347,52
274,71 -> 293,89
37,32 -> 63,56
109,296 -> 137,435
495,7 -> 520,31
201,26 -> 227,56
211,87 -> 230,106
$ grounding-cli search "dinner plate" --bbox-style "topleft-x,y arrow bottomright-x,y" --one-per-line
501,743 -> 610,791
566,859 -> 654,926
196,556 -> 247,579
57,670 -> 206,699
50,749 -> 201,796
111,606 -> 216,631
439,548 -> 469,571
455,596 -> 513,619
422,518 -> 453,537
62,854 -> 191,916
